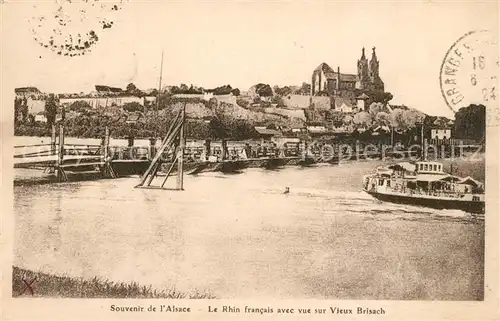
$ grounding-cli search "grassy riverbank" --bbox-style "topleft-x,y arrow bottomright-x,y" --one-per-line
12,266 -> 215,298
440,152 -> 486,182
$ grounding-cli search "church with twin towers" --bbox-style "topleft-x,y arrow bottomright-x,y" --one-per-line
311,47 -> 385,112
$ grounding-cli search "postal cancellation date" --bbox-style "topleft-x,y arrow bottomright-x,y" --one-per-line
440,30 -> 499,125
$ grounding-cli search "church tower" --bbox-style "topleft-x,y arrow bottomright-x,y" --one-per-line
369,47 -> 379,81
357,47 -> 369,88
369,46 -> 384,91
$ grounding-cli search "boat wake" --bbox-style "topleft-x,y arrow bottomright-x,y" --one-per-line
269,187 -> 373,201
261,186 -> 481,223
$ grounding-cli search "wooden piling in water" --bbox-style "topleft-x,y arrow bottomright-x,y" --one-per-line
56,124 -> 67,182
221,139 -> 228,161
149,137 -> 157,160
47,125 -> 57,174
101,126 -> 116,178
104,126 -> 109,161
177,103 -> 186,190
204,139 -> 211,160
51,125 -> 56,155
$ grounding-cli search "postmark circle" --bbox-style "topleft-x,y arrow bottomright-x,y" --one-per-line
439,30 -> 498,114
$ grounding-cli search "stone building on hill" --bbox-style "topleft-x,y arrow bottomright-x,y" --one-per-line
311,47 -> 385,112
15,87 -> 43,99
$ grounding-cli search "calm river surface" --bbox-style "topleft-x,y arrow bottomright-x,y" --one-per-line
13,160 -> 484,300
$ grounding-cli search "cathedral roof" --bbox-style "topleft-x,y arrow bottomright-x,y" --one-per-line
340,74 -> 357,82
314,63 -> 358,81
314,63 -> 334,74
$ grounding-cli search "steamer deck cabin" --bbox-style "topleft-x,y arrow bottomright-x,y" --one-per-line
362,161 -> 485,214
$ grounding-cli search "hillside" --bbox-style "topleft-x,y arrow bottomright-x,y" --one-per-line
14,97 -> 301,139
168,100 -> 291,125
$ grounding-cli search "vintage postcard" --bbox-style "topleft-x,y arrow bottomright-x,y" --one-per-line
1,1 -> 499,320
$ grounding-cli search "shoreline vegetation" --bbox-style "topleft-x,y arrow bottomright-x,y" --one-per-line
12,266 -> 215,299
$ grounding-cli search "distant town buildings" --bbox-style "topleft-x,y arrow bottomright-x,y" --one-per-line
430,118 -> 454,140
171,92 -> 237,105
15,87 -> 42,99
94,85 -> 124,96
58,96 -> 151,109
15,87 -> 46,114
311,47 -> 385,112
254,126 -> 282,139
431,128 -> 452,140
14,84 -> 158,117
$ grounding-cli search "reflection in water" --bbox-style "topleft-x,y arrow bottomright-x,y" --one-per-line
14,161 -> 484,300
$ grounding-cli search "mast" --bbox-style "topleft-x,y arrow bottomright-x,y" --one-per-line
156,48 -> 164,118
391,125 -> 394,147
420,122 -> 424,160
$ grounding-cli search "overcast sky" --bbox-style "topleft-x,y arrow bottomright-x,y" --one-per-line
2,1 -> 498,117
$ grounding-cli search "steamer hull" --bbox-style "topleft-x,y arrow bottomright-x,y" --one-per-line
365,190 -> 485,214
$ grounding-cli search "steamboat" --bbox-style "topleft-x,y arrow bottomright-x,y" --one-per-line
362,161 -> 485,214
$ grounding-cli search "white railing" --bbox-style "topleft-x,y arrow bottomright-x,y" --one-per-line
389,187 -> 467,199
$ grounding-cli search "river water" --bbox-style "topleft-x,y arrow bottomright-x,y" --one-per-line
13,159 -> 484,300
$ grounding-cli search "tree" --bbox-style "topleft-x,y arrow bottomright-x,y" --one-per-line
187,84 -> 203,94
126,83 -> 137,93
207,97 -> 218,110
454,104 -> 485,140
20,98 -> 28,123
209,117 -> 228,139
254,83 -> 273,97
390,108 -> 425,131
368,102 -> 384,117
170,83 -> 203,95
155,92 -> 173,110
14,98 -> 21,124
28,114 -> 35,125
227,119 -> 257,140
123,102 -> 144,113
404,109 -> 425,128
231,88 -> 240,96
150,89 -> 159,97
185,119 -> 210,139
273,85 -> 293,97
69,100 -> 92,113
343,115 -> 354,124
295,82 -> 311,95
382,92 -> 393,104
14,98 -> 28,125
373,91 -> 393,104
44,94 -> 58,126
353,111 -> 372,127
210,85 -> 231,95
61,106 -> 66,122
236,98 -> 249,108
271,95 -> 285,107
375,112 -> 390,127
261,101 -> 272,108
